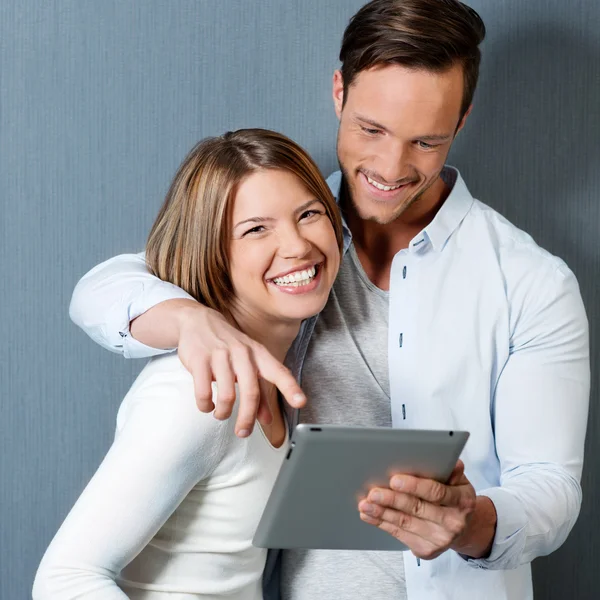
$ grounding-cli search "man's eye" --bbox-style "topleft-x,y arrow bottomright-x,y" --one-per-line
361,126 -> 381,136
417,140 -> 435,149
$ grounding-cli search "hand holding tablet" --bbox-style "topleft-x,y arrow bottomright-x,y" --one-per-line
253,425 -> 469,551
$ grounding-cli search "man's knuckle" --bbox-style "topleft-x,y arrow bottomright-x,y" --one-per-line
438,530 -> 454,548
212,347 -> 228,359
412,498 -> 425,518
244,386 -> 260,401
387,523 -> 403,540
462,493 -> 476,513
230,341 -> 251,357
216,389 -> 236,403
195,389 -> 213,402
444,514 -> 464,536
417,545 -> 437,561
430,481 -> 446,503
397,512 -> 412,530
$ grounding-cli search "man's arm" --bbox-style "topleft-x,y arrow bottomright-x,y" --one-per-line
360,262 -> 590,566
70,253 -> 306,435
69,252 -> 195,357
465,263 -> 590,569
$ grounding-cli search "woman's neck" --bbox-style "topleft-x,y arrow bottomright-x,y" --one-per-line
228,307 -> 301,364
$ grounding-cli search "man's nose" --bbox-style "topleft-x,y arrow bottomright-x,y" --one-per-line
376,140 -> 409,184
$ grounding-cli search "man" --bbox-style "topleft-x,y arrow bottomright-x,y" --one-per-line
70,1 -> 590,598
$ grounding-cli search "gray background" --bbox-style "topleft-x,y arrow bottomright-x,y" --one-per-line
1,1 -> 598,598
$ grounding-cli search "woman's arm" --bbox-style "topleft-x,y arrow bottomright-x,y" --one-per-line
33,362 -> 232,599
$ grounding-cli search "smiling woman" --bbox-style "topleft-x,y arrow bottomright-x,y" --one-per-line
32,129 -> 342,600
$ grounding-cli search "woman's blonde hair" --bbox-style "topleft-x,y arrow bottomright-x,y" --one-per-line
146,128 -> 343,316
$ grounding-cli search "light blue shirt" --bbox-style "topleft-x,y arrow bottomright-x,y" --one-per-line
70,167 -> 590,599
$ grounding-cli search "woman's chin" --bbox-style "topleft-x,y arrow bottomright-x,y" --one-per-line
272,296 -> 329,323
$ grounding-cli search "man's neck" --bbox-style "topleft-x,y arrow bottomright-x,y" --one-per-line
343,175 -> 450,290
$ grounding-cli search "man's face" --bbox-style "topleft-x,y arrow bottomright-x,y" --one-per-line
333,63 -> 469,225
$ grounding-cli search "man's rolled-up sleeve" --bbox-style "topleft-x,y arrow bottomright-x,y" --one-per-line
69,252 -> 195,358
463,262 -> 590,570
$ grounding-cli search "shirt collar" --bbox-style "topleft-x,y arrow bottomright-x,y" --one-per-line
326,166 -> 474,255
423,166 -> 474,252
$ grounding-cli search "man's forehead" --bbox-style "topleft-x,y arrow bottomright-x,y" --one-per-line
345,65 -> 464,129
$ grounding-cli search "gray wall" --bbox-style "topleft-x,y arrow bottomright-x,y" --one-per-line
1,1 -> 598,598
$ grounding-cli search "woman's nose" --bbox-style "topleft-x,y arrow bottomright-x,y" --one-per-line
278,227 -> 312,259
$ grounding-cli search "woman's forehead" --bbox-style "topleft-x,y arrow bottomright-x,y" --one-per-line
232,169 -> 314,219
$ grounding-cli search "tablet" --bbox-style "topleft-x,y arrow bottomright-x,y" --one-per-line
252,424 -> 469,551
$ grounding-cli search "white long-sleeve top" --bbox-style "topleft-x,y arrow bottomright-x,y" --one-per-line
67,167 -> 590,599
33,354 -> 288,599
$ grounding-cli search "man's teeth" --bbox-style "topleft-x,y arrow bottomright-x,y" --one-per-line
273,266 -> 317,287
366,175 -> 402,191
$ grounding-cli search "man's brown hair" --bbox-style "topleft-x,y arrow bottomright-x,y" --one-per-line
146,129 -> 343,318
340,0 -> 486,118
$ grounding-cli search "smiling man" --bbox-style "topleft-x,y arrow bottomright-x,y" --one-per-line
69,1 -> 590,599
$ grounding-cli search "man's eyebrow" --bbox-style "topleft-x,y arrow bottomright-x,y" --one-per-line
354,114 -> 452,142
415,134 -> 453,142
234,199 -> 324,230
354,114 -> 389,132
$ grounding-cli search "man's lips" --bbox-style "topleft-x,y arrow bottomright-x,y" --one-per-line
359,171 -> 414,198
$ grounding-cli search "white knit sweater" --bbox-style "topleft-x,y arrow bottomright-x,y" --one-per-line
33,354 -> 288,599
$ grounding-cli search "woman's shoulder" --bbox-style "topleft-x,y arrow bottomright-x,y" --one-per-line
116,354 -> 235,457
124,353 -> 196,403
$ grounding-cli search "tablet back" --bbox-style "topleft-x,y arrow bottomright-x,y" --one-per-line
253,424 -> 469,551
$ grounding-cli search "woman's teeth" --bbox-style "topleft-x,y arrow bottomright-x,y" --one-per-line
366,175 -> 402,191
273,266 -> 317,287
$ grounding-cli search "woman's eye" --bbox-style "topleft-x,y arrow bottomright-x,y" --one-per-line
244,225 -> 265,236
300,210 -> 322,220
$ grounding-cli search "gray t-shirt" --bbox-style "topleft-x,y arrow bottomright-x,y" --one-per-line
280,244 -> 407,599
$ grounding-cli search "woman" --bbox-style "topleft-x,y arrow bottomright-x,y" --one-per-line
33,129 -> 342,599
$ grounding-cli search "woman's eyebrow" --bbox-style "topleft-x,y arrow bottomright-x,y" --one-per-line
234,215 -> 274,229
234,199 -> 324,229
294,199 -> 324,214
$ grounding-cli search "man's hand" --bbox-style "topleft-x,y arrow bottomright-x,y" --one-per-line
176,303 -> 307,436
357,460 -> 496,560
131,299 -> 306,437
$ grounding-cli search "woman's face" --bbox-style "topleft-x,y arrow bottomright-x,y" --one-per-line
229,169 -> 340,327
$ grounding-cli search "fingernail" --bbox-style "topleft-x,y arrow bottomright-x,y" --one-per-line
391,477 -> 404,490
362,503 -> 376,515
237,429 -> 250,438
293,393 -> 306,405
370,491 -> 383,503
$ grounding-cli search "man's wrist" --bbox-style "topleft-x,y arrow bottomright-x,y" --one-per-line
452,495 -> 497,559
130,298 -> 201,349
174,299 -> 208,336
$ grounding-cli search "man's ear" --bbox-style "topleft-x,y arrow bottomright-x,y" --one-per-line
455,104 -> 473,135
332,70 -> 344,119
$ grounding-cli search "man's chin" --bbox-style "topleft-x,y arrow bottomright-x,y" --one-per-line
354,196 -> 409,225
